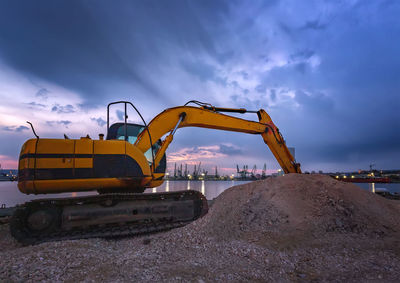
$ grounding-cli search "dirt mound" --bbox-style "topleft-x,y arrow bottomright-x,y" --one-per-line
2,174 -> 400,282
196,174 -> 400,247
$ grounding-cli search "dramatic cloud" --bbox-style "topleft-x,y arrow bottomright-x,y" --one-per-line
0,0 -> 399,172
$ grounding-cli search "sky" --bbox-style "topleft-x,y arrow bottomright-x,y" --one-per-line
0,0 -> 399,174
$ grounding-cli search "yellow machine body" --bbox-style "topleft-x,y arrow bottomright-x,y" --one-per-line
17,137 -> 163,194
17,101 -> 300,195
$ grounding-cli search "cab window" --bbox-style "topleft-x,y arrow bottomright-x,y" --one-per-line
108,123 -> 161,164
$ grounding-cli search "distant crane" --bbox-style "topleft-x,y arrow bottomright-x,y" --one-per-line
179,164 -> 183,178
236,164 -> 249,179
262,163 -> 267,179
243,165 -> 249,178
192,162 -> 202,180
251,165 -> 257,179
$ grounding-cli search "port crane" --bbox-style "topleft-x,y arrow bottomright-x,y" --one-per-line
11,100 -> 300,244
236,165 -> 250,179
251,165 -> 257,179
262,163 -> 267,179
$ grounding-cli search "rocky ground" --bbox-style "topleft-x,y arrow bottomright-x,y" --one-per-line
1,174 -> 400,282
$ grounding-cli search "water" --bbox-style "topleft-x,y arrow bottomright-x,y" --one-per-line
0,180 -> 249,207
144,180 -> 250,200
354,182 -> 400,193
1,180 -> 399,208
0,182 -> 97,207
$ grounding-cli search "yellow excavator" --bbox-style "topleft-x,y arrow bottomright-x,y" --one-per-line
11,101 -> 301,244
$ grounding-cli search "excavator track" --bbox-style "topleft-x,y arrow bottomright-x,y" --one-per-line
10,190 -> 208,245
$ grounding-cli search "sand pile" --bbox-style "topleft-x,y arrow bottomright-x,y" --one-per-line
195,174 -> 400,247
2,174 -> 400,282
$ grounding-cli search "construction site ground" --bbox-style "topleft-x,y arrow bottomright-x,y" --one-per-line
1,174 -> 400,282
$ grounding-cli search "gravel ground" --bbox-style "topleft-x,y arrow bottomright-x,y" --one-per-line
1,174 -> 400,282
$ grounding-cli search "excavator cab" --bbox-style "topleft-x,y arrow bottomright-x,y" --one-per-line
106,122 -> 166,173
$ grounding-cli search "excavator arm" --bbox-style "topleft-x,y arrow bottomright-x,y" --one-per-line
135,104 -> 301,174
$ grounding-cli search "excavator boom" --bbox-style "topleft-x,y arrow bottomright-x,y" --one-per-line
135,105 -> 301,174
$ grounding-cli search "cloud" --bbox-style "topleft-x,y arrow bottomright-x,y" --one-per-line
290,50 -> 315,61
301,20 -> 327,30
168,143 -> 243,163
26,102 -> 46,108
168,145 -> 225,163
16,126 -> 29,132
36,88 -> 50,99
116,110 -> 124,121
0,1 -> 399,172
2,125 -> 29,132
46,120 -> 72,127
2,126 -> 13,132
180,59 -> 217,82
294,90 -> 334,114
51,104 -> 75,114
219,144 -> 242,155
255,84 -> 266,93
91,117 -> 107,127
0,1 -> 233,106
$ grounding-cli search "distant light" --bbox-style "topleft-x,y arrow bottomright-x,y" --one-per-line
335,176 -> 339,178
343,175 -> 347,178
166,172 -> 169,176
201,173 -> 205,176
351,175 -> 354,178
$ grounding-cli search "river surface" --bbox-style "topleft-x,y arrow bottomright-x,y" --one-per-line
0,180 -> 399,207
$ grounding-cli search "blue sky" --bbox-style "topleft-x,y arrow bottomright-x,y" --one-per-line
0,0 -> 399,173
